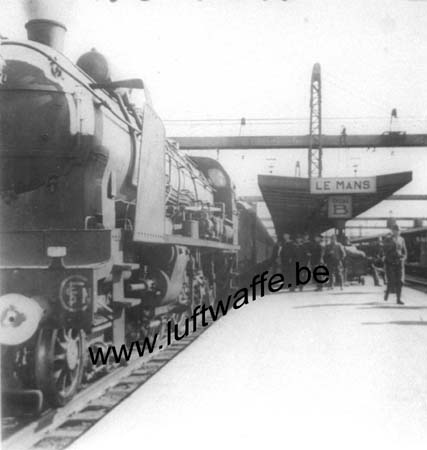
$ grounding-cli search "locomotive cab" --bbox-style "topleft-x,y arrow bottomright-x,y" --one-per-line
189,156 -> 238,244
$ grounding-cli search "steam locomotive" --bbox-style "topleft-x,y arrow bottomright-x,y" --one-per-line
0,16 -> 274,407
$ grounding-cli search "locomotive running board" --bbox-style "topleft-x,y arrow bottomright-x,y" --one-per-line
162,234 -> 239,250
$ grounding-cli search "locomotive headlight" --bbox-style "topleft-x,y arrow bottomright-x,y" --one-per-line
0,294 -> 43,345
47,246 -> 67,258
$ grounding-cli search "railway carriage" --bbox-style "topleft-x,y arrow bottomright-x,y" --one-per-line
403,227 -> 427,279
236,202 -> 276,285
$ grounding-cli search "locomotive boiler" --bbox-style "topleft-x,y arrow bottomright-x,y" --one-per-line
0,8 -> 245,407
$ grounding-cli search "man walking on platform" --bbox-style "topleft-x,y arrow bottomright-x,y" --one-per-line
324,234 -> 346,290
302,233 -> 313,267
295,235 -> 310,291
383,224 -> 407,305
279,233 -> 296,291
311,234 -> 324,291
370,236 -> 384,287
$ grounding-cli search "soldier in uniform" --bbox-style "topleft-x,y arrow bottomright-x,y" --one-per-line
383,224 -> 407,305
279,233 -> 296,291
311,234 -> 324,291
302,232 -> 313,267
324,234 -> 346,290
370,236 -> 384,287
294,234 -> 310,291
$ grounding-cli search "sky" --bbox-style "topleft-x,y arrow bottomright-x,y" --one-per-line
1,0 -> 426,222
2,0 -> 427,122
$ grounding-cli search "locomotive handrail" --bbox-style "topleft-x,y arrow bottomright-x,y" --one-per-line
184,205 -> 223,213
114,92 -> 140,186
90,78 -> 144,90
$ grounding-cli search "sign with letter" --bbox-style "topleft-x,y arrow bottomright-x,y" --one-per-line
328,196 -> 352,219
310,177 -> 376,194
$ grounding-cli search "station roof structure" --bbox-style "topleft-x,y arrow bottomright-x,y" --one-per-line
258,171 -> 413,237
173,133 -> 427,150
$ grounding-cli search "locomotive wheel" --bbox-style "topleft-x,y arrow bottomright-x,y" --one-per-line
35,328 -> 85,407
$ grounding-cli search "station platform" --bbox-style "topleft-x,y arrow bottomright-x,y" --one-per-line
74,283 -> 427,450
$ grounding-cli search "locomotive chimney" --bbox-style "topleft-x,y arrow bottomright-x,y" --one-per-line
25,19 -> 67,52
24,0 -> 75,53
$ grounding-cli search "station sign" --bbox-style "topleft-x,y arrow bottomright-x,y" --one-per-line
310,177 -> 376,194
328,196 -> 353,219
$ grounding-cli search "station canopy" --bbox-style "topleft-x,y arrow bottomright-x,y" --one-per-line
258,171 -> 412,238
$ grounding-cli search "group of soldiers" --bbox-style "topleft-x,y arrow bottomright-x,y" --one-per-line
277,232 -> 346,291
275,224 -> 407,304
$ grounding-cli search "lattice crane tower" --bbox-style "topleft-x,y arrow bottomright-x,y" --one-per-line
308,63 -> 322,178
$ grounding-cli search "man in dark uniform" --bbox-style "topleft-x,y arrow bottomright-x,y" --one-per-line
383,224 -> 407,305
279,233 -> 296,291
302,232 -> 313,268
294,234 -> 310,291
324,234 -> 346,290
311,234 -> 324,291
370,236 -> 384,287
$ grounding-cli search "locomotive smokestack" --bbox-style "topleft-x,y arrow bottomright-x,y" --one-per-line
24,0 -> 75,52
25,19 -> 67,52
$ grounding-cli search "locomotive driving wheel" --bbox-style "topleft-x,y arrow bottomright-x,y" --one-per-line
35,327 -> 86,407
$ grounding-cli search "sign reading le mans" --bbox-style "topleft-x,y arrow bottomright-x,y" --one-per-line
310,177 -> 377,194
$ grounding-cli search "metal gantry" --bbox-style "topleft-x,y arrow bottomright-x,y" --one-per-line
173,133 -> 427,150
308,63 -> 322,178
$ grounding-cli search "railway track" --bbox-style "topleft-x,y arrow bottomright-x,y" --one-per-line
2,317 -> 213,450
